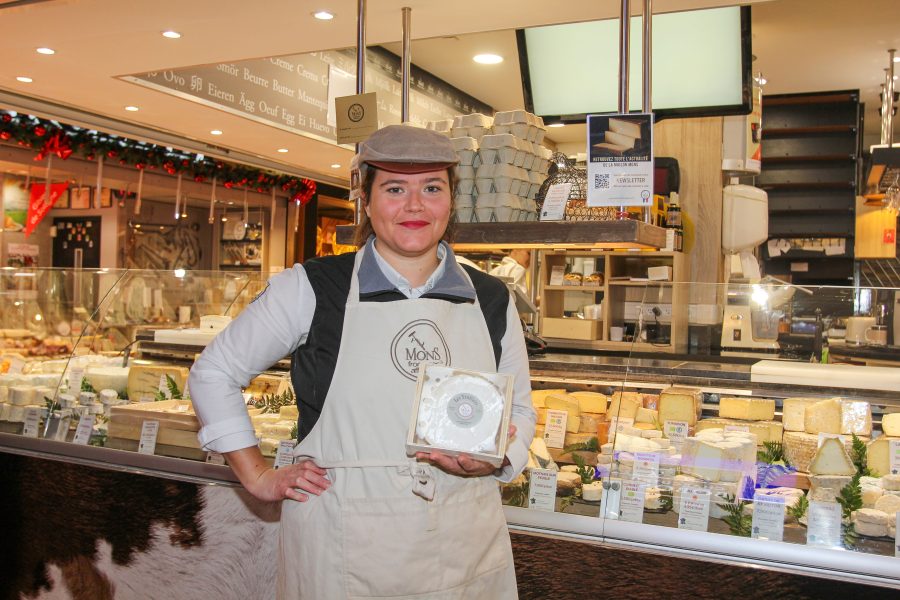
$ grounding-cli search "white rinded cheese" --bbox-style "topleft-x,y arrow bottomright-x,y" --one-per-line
695,418 -> 783,446
782,398 -> 816,432
641,429 -> 663,439
609,391 -> 641,420
597,453 -> 613,465
804,398 -> 842,435
840,401 -> 872,436
0,402 -> 10,420
582,481 -> 603,502
570,391 -> 607,414
556,471 -> 581,490
680,438 -> 725,482
782,431 -> 819,472
644,487 -> 664,510
874,493 -> 900,517
126,365 -> 189,402
809,486 -> 841,503
600,442 -> 614,455
658,386 -> 702,427
578,412 -> 605,434
883,474 -> 900,491
636,407 -> 659,424
809,475 -> 852,493
809,437 -> 856,475
861,483 -> 884,508
531,389 -> 566,408
8,386 -> 34,406
883,413 -> 900,437
85,366 -> 130,396
718,397 -> 775,421
545,394 -> 581,433
866,437 -> 897,478
854,518 -> 889,538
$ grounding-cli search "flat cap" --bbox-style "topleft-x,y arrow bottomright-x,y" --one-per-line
356,124 -> 459,174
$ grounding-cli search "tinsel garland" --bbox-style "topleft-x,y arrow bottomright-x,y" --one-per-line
0,109 -> 317,205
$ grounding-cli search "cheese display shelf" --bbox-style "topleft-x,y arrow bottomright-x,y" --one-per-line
506,281 -> 900,590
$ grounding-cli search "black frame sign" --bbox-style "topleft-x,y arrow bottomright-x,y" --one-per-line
122,47 -> 491,144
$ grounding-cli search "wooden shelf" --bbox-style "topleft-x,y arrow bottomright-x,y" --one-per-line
607,280 -> 673,287
759,182 -> 855,191
762,154 -> 856,164
544,337 -> 680,353
336,220 -> 668,250
763,92 -> 858,106
543,285 -> 604,291
762,125 -> 856,138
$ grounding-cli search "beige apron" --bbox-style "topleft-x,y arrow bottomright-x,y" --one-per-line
278,248 -> 517,600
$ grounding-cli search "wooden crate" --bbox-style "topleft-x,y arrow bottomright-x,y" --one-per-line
541,317 -> 603,340
108,399 -> 200,449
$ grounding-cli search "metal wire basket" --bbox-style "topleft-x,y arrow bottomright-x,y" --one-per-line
534,152 -> 617,221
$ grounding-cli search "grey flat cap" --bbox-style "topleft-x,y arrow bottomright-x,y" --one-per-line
356,124 -> 459,174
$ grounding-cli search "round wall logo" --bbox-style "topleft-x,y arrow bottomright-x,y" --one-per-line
390,319 -> 451,381
348,103 -> 365,122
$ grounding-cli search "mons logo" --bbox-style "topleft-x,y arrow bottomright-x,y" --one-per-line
390,319 -> 451,381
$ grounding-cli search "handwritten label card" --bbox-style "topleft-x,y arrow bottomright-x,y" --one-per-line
751,494 -> 786,542
138,420 -> 160,455
72,414 -> 95,445
528,468 -> 558,512
22,407 -> 42,438
274,440 -> 296,468
609,416 -> 635,435
678,487 -> 711,532
633,452 -> 660,487
618,480 -> 647,523
807,501 -> 842,548
68,367 -> 84,395
543,409 -> 567,449
664,420 -> 689,450
539,183 -> 572,221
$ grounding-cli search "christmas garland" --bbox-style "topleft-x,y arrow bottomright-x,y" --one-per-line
0,109 -> 317,205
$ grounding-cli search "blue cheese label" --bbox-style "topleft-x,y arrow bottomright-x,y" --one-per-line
751,493 -> 785,542
807,501 -> 842,548
528,468 -> 557,512
138,420 -> 160,455
678,487 -> 711,532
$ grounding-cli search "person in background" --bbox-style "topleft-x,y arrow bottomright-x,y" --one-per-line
490,248 -> 531,292
189,125 -> 535,600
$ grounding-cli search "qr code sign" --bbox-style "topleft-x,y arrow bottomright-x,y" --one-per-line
594,173 -> 610,189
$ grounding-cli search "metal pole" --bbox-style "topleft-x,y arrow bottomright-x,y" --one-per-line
642,0 -> 653,224
354,0 -> 367,225
882,69 -> 891,146
888,49 -> 896,148
401,7 -> 411,123
617,0 -> 631,219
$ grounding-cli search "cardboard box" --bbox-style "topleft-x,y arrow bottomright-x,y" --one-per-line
541,317 -> 603,340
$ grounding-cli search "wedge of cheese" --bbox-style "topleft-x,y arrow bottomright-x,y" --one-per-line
531,389 -> 566,408
570,391 -> 607,414
867,436 -> 898,477
882,413 -> 900,437
809,437 -> 856,475
545,393 -> 581,433
841,400 -> 872,436
804,398 -> 842,435
718,397 -> 775,421
782,398 -> 816,432
695,418 -> 782,446
635,407 -> 659,425
126,365 -> 189,402
658,386 -> 702,427
609,391 -> 641,420
578,412 -> 605,434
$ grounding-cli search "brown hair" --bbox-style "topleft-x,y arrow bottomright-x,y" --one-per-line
354,166 -> 458,246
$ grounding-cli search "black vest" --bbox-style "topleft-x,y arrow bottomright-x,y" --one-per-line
290,252 -> 510,440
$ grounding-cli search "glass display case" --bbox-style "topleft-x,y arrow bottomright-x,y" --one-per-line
2,272 -> 899,592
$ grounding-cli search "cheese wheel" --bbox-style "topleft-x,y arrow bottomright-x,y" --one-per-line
875,493 -> 900,517
883,413 -> 900,437
782,398 -> 816,432
718,397 -> 775,421
570,391 -> 607,414
658,386 -> 702,427
531,389 -> 566,408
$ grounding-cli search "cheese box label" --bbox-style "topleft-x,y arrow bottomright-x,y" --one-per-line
618,480 -> 646,523
527,468 -> 558,512
138,420 -> 160,455
890,440 -> 900,476
72,414 -> 95,445
807,501 -> 842,548
633,451 -> 660,487
678,487 -> 711,532
817,432 -> 846,448
22,407 -> 42,438
539,183 -> 571,221
664,420 -> 688,450
274,440 -> 296,468
610,416 -> 635,434
68,367 -> 84,395
543,409 -> 567,449
751,493 -> 785,542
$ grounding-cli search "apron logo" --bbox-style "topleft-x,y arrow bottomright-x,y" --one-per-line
391,319 -> 451,381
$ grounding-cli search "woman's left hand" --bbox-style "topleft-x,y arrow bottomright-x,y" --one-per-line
416,425 -> 516,477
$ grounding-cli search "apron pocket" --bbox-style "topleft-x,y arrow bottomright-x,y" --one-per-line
342,496 -> 440,598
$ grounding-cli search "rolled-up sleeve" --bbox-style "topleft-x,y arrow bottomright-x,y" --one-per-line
494,293 -> 536,483
189,264 -> 315,453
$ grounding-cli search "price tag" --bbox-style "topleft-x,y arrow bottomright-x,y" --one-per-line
7,356 -> 26,374
138,420 -> 160,455
543,409 -> 567,449
539,183 -> 572,221
677,487 -> 711,532
206,452 -> 226,465
807,501 -> 842,548
549,265 -> 566,286
527,468 -> 558,512
158,374 -> 172,399
817,432 -> 846,448
72,414 -> 95,445
890,440 -> 900,476
618,480 -> 647,523
22,407 -> 42,438
724,424 -> 750,434
664,420 -> 689,450
633,451 -> 660,487
68,367 -> 84,395
609,416 -> 635,435
274,440 -> 296,468
751,493 -> 786,542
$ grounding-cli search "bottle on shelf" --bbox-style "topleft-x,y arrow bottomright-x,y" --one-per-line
665,192 -> 684,252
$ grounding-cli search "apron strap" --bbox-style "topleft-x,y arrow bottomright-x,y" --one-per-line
308,457 -> 437,502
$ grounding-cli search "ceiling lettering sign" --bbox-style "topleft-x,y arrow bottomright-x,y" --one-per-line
122,47 -> 491,145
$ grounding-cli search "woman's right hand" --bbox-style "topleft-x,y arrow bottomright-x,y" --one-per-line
247,460 -> 332,503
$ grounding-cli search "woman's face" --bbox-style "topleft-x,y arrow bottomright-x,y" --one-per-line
365,168 -> 452,260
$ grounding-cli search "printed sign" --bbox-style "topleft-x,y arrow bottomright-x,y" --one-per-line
543,409 -> 568,449
890,440 -> 900,476
751,494 -> 786,542
539,183 -> 572,221
72,414 -> 95,445
664,420 -> 688,450
335,92 -> 378,145
633,451 -> 660,487
587,113 -> 653,207
138,420 -> 160,455
22,407 -> 42,438
618,480 -> 647,523
807,501 -> 842,548
528,468 -> 558,512
678,487 -> 711,532
274,440 -> 297,469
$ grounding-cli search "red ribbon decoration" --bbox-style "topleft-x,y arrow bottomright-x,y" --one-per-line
25,181 -> 69,237
291,179 -> 317,206
34,132 -> 73,162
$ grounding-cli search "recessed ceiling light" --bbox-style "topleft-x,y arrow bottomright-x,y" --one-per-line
210,129 -> 223,135
162,30 -> 181,39
473,54 -> 503,65
313,11 -> 334,20
125,105 -> 139,112
330,163 -> 341,169
277,148 -> 289,153
547,123 -> 565,128
16,76 -> 33,83
36,47 -> 55,55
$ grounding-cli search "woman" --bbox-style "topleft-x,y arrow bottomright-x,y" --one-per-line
189,125 -> 535,599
